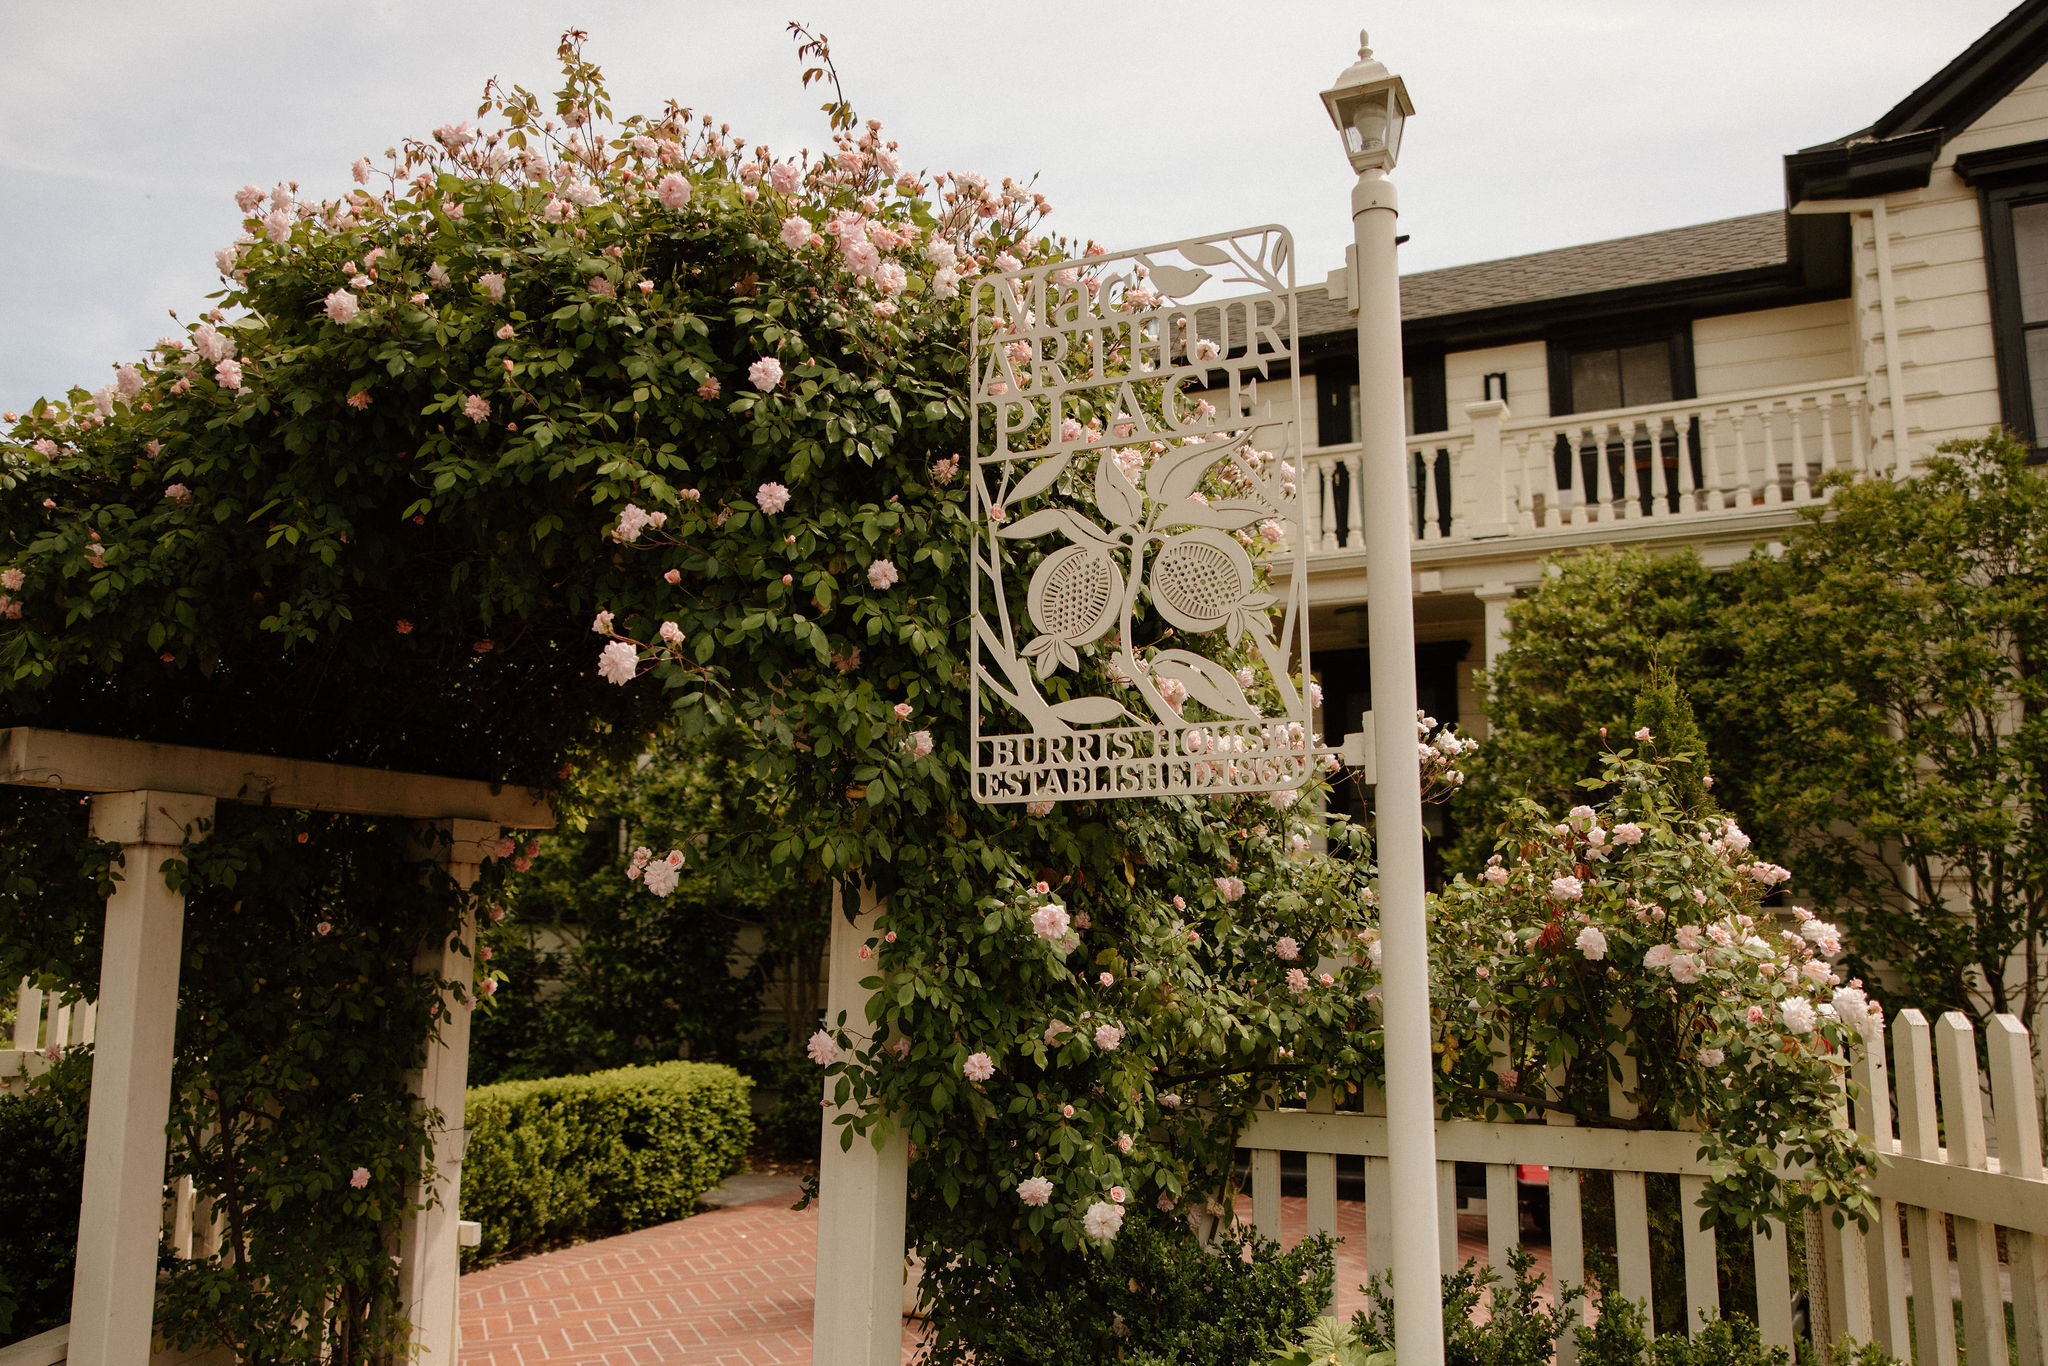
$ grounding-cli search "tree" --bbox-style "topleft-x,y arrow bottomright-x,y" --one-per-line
1733,432 -> 2048,1037
1447,546 -> 1733,873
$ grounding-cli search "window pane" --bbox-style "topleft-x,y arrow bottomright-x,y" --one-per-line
1619,342 -> 1673,407
2026,328 -> 2048,438
1571,349 -> 1622,413
2015,202 -> 2048,323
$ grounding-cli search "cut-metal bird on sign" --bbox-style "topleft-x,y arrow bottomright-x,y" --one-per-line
967,226 -> 1315,804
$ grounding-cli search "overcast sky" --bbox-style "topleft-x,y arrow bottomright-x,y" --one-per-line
0,1 -> 2020,411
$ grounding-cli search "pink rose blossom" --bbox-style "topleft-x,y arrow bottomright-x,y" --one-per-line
597,640 -> 638,685
656,173 -> 693,210
1093,1024 -> 1123,1050
905,730 -> 934,759
1483,865 -> 1510,886
748,357 -> 785,391
1214,876 -> 1245,902
349,1167 -> 370,1190
807,1030 -> 838,1065
214,359 -> 243,389
1549,875 -> 1584,901
1026,800 -> 1054,817
1576,926 -> 1608,960
780,214 -> 811,250
325,290 -> 360,324
756,482 -> 790,514
164,484 -> 192,505
235,184 -> 265,213
867,559 -> 899,590
0,570 -> 21,592
1644,944 -> 1677,970
462,395 -> 489,424
1286,968 -> 1310,994
962,1051 -> 994,1082
1082,1201 -> 1124,1240
893,702 -> 913,719
1016,1176 -> 1053,1206
1275,937 -> 1300,961
1030,903 -> 1070,941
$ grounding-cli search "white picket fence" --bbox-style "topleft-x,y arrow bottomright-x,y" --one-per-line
0,979 -> 95,1089
1242,1007 -> 2048,1364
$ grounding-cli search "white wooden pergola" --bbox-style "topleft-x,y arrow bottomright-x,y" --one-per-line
0,727 -> 551,1366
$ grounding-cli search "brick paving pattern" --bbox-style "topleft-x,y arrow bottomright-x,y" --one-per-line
459,1193 -> 1548,1364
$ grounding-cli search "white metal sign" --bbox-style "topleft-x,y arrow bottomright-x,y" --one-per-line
968,225 -> 1313,804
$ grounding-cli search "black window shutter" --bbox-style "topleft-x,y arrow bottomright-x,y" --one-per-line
1408,349 -> 1448,434
1316,369 -> 1352,446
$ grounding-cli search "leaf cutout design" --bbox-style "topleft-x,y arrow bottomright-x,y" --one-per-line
1158,498 -> 1266,532
1145,440 -> 1224,508
1048,696 -> 1128,726
1151,650 -> 1261,721
1270,232 -> 1292,280
1005,453 -> 1070,506
1178,241 -> 1232,267
1094,451 -> 1143,528
997,507 -> 1118,548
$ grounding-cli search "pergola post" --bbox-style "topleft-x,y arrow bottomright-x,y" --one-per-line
68,790 -> 215,1366
396,818 -> 497,1365
812,881 -> 909,1366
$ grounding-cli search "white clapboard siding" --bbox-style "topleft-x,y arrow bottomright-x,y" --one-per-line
1240,1009 -> 2048,1364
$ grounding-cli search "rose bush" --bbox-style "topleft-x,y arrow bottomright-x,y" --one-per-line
1425,740 -> 1876,1233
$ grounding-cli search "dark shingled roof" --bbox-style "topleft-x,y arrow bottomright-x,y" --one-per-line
1294,210 -> 1789,338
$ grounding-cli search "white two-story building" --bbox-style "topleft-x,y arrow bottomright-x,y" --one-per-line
1296,0 -> 2048,751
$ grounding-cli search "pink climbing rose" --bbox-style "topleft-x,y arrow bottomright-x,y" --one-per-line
349,1167 -> 370,1190
867,559 -> 899,590
748,356 -> 785,391
756,482 -> 790,514
462,395 -> 489,423
807,1030 -> 838,1066
1093,1024 -> 1122,1051
596,641 -> 638,685
656,173 -> 692,210
325,289 -> 360,324
1016,1176 -> 1053,1207
962,1051 -> 994,1082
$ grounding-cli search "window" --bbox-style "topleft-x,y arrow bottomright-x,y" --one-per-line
1545,323 -> 1698,513
1957,138 -> 2048,448
2014,200 -> 2048,436
1568,342 -> 1673,413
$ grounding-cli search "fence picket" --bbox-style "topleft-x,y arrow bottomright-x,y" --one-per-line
1751,1218 -> 1795,1349
1360,1083 -> 1392,1289
1485,1162 -> 1518,1272
1936,1013 -> 2010,1366
1610,1046 -> 1656,1331
12,979 -> 38,1049
1989,1014 -> 2048,1366
1818,1073 -> 1873,1343
1895,1010 -> 1959,1366
1249,1147 -> 1281,1242
1305,1090 -> 1338,1315
1852,1027 -> 1912,1356
1438,1160 -> 1459,1276
1676,1173 -> 1718,1332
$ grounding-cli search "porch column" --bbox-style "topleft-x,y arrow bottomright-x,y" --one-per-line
396,818 -> 497,1366
69,790 -> 215,1366
812,881 -> 910,1366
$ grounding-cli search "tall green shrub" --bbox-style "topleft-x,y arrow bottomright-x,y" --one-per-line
461,1061 -> 751,1264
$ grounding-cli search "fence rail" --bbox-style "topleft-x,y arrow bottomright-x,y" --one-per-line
1,979 -> 95,1091
1240,1007 -> 2048,1365
1300,377 -> 1872,555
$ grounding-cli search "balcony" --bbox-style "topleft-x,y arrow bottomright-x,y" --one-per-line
1299,377 -> 1873,558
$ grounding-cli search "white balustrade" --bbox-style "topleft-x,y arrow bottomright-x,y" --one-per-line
1300,378 -> 1871,556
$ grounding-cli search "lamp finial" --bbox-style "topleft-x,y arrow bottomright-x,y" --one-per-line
1358,30 -> 1372,60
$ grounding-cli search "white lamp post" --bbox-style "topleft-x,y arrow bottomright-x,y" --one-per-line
1322,31 -> 1445,1366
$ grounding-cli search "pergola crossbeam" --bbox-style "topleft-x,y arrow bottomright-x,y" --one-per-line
0,726 -> 550,828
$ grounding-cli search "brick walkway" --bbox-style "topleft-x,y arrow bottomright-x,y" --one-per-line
458,1193 -> 1543,1365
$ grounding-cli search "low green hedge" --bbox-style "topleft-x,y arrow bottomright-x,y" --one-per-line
461,1060 -> 752,1265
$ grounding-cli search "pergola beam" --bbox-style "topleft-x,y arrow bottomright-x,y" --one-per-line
0,726 -> 550,828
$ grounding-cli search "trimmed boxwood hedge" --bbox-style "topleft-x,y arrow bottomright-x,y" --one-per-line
461,1060 -> 752,1265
